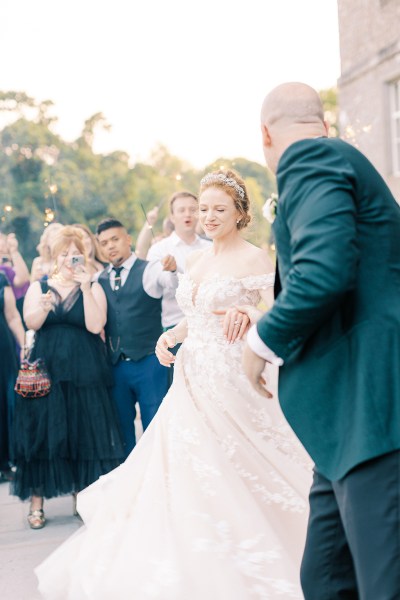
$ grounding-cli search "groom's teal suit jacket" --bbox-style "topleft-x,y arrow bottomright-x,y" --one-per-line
257,137 -> 400,481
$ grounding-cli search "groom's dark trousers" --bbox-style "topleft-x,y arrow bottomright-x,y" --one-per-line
301,450 -> 400,600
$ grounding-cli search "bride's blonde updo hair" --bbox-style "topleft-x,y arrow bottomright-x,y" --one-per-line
51,226 -> 88,261
199,169 -> 251,230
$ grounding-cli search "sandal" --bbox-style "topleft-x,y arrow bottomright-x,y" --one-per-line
27,509 -> 46,529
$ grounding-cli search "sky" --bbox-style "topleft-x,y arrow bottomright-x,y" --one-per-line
1,0 -> 341,169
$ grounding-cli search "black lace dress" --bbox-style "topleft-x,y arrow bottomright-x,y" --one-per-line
11,282 -> 125,500
0,273 -> 18,473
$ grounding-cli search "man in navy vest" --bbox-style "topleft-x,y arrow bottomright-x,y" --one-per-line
97,217 -> 176,457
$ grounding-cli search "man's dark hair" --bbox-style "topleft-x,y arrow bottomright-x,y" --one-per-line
96,218 -> 125,236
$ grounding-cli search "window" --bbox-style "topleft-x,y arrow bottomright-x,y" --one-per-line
389,79 -> 400,176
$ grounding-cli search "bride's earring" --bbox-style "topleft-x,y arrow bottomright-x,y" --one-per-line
236,219 -> 241,224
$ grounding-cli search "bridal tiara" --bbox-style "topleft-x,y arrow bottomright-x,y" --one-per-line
200,173 -> 245,199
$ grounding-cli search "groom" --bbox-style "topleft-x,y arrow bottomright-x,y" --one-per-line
243,82 -> 400,599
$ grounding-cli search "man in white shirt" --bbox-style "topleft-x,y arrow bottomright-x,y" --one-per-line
147,191 -> 211,384
147,191 -> 211,328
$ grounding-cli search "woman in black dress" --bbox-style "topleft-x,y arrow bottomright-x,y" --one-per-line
0,272 -> 25,481
11,226 -> 124,529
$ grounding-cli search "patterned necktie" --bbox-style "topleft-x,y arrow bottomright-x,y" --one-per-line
112,266 -> 124,291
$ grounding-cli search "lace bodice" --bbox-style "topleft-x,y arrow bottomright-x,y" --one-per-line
176,272 -> 275,345
175,271 -> 310,475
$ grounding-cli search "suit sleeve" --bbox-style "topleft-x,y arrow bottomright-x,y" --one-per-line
257,140 -> 359,362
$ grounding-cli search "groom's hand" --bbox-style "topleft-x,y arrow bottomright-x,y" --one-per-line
242,342 -> 272,398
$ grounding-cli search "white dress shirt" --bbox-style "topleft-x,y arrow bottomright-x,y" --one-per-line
146,232 -> 211,327
247,324 -> 284,366
107,252 -> 177,298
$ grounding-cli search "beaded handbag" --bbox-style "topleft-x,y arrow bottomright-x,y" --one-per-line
14,358 -> 51,398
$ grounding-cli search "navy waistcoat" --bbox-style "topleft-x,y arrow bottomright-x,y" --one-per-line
98,259 -> 163,364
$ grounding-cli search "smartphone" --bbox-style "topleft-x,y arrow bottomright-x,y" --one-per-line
70,255 -> 85,269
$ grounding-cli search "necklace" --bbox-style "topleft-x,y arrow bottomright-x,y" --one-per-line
50,273 -> 76,287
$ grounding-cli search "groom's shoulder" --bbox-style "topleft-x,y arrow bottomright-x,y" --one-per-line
281,136 -> 352,165
281,138 -> 383,190
277,138 -> 358,193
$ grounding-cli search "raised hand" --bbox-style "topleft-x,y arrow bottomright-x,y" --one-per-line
72,265 -> 92,292
146,206 -> 159,226
6,233 -> 19,254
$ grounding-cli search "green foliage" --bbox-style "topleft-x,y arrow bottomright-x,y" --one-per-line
320,87 -> 339,137
0,92 -> 276,264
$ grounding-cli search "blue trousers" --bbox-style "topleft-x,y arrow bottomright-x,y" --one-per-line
111,354 -> 168,457
301,450 -> 400,600
163,325 -> 181,389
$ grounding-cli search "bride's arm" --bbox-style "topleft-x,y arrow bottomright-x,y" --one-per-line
233,286 -> 274,328
155,319 -> 188,367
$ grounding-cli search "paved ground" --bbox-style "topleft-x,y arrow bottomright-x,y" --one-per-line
0,481 -> 82,600
0,418 -> 143,600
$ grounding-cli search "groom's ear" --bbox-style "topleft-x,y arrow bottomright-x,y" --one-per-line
261,123 -> 272,147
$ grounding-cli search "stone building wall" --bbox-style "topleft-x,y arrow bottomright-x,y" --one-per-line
337,0 -> 400,200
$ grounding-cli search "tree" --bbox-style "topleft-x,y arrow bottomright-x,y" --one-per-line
320,87 -> 339,137
0,91 -> 278,264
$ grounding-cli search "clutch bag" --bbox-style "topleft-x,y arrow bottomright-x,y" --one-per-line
14,358 -> 51,398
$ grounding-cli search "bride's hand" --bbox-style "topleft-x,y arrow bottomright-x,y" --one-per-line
234,304 -> 264,325
155,331 -> 177,367
213,307 -> 250,343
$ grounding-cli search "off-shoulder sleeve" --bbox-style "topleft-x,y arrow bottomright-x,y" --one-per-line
241,273 -> 275,291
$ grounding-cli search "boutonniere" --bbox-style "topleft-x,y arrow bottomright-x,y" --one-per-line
262,192 -> 278,224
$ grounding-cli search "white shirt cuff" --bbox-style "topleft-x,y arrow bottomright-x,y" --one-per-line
247,325 -> 284,366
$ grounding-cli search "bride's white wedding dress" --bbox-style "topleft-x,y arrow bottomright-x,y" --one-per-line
36,273 -> 312,600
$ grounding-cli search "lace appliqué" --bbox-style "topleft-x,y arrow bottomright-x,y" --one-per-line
174,272 -> 311,515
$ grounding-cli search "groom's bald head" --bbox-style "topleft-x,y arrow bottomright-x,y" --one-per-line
261,82 -> 325,128
260,82 -> 328,174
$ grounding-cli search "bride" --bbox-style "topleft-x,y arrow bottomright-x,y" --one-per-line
36,169 -> 312,600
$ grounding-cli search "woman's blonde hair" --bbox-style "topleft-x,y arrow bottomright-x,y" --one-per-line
51,226 -> 87,262
36,223 -> 64,260
73,223 -> 106,263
